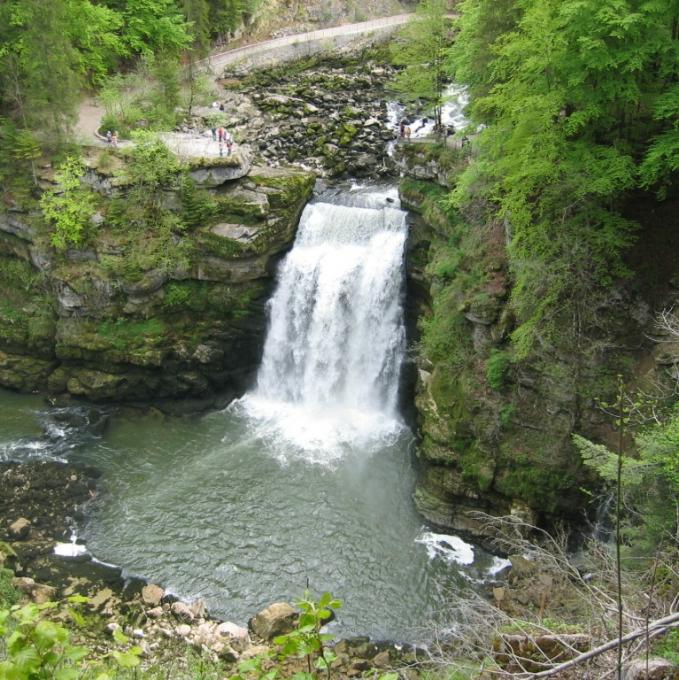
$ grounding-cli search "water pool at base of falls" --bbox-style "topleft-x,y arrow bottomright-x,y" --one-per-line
0,184 -> 506,642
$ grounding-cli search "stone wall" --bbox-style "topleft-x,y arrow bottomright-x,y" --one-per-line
206,14 -> 410,74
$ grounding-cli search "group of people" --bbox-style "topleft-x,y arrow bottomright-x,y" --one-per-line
399,117 -> 432,140
399,119 -> 412,139
210,124 -> 234,157
210,101 -> 234,156
105,130 -> 119,147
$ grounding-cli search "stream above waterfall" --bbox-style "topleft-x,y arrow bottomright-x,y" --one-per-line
0,184 -> 507,642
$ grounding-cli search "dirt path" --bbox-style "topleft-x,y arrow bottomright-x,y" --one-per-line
203,13 -> 412,73
75,99 -> 107,146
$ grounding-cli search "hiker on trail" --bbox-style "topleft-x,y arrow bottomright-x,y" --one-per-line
399,120 -> 406,138
210,124 -> 217,141
111,131 -> 118,148
225,130 -> 234,156
219,103 -> 225,112
106,130 -> 112,144
217,126 -> 225,143
404,125 -> 411,141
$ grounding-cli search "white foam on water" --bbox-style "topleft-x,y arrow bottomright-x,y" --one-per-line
0,438 -> 67,464
415,530 -> 476,566
387,83 -> 471,141
235,395 -> 405,464
487,556 -> 512,576
54,533 -> 88,557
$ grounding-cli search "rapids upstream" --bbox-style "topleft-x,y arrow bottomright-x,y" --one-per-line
0,184 -> 506,641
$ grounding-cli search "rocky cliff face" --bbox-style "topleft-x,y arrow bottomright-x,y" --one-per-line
400,142 -> 679,542
0,150 -> 314,404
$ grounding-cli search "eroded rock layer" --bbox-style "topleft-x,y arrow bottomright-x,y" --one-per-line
0,152 -> 314,403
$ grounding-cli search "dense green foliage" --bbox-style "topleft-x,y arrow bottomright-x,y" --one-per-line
40,157 -> 97,250
391,0 -> 453,128
0,596 -> 145,679
0,0 -> 261,190
449,0 -> 679,357
575,399 -> 679,552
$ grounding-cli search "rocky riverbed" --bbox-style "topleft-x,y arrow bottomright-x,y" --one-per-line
188,53 -> 402,178
0,459 -> 423,677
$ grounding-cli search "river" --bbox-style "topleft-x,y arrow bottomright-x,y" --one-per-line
0,183 -> 505,642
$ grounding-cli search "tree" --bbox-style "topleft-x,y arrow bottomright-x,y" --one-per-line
390,0 -> 454,130
207,0 -> 263,41
40,156 -> 97,250
123,131 -> 182,221
449,0 -> 522,103
0,0 -> 81,137
118,0 -> 192,56
65,0 -> 126,87
448,0 -> 679,358
182,0 -> 211,56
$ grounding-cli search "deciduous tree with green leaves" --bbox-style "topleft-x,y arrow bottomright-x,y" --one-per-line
391,0 -> 454,130
449,0 -> 679,358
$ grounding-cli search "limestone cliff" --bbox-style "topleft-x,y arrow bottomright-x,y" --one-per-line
400,142 -> 679,541
0,148 -> 314,403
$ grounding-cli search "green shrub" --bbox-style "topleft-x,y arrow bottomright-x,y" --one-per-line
180,176 -> 217,229
0,567 -> 18,608
40,156 -> 97,250
653,629 -> 679,665
486,349 -> 510,391
163,282 -> 192,310
499,404 -> 515,428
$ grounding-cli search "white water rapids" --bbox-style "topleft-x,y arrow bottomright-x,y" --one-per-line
237,185 -> 408,462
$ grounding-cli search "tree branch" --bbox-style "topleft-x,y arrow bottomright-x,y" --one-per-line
517,612 -> 679,679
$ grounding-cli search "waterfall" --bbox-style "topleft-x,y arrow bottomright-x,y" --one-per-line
236,185 -> 408,462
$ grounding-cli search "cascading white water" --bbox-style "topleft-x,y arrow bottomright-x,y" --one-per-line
237,185 -> 408,461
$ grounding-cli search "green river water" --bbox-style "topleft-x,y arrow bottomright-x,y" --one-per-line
0,388 -> 507,642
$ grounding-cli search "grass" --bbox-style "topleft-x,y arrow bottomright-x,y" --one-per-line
96,318 -> 167,352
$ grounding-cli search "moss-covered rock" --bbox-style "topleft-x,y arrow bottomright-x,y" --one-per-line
403,160 -> 658,542
0,351 -> 57,392
0,155 -> 314,403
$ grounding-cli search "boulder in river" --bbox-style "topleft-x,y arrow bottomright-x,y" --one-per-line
141,583 -> 165,606
171,601 -> 195,622
8,517 -> 31,540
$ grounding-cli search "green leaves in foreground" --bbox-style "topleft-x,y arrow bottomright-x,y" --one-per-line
0,600 -> 89,680
0,596 -> 142,680
274,591 -> 341,676
235,590 -> 400,680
